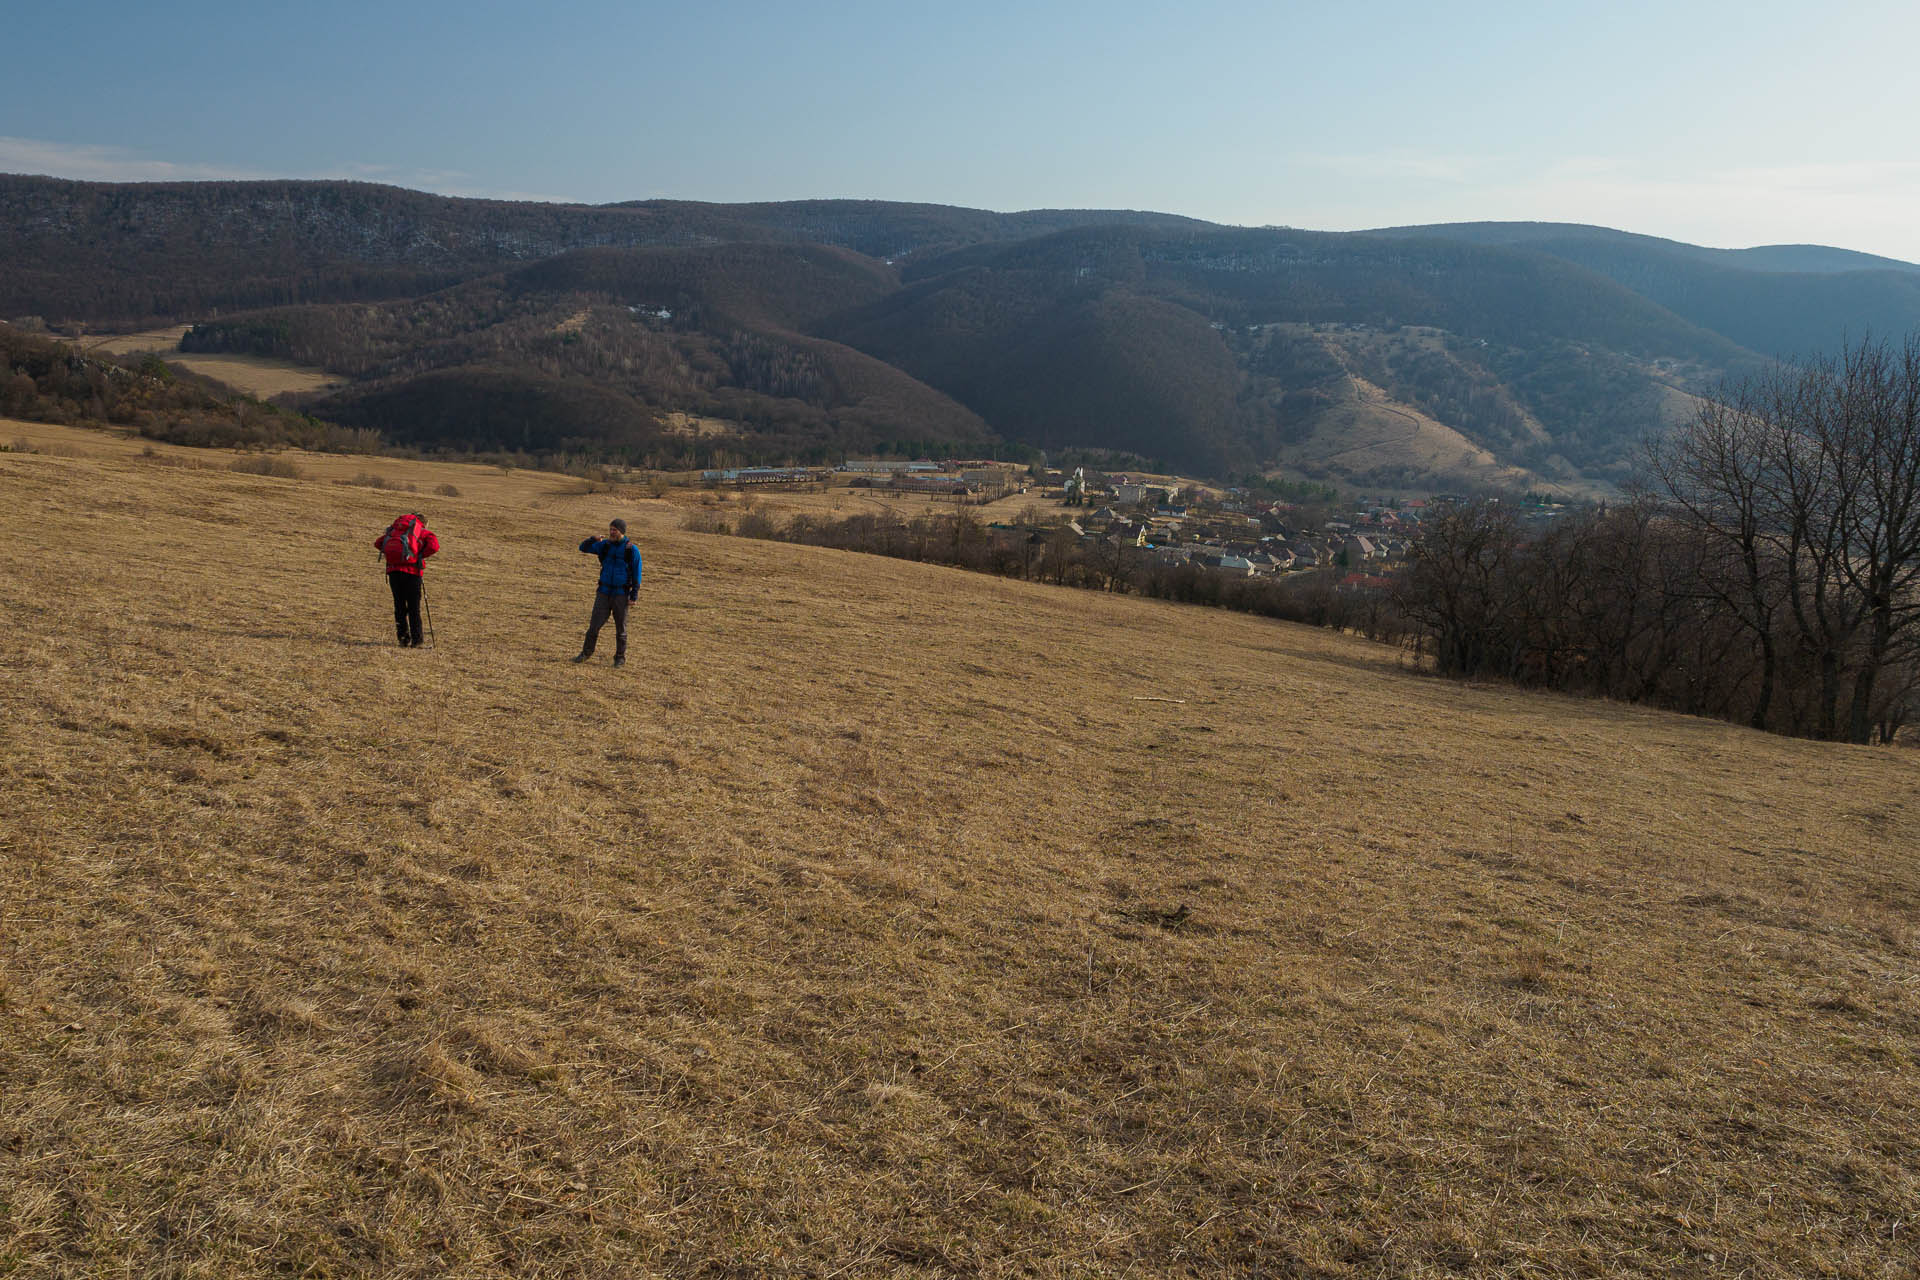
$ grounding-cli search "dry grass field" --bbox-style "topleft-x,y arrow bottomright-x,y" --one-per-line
158,353 -> 343,399
2,421 -> 1916,1278
70,327 -> 343,399
694,483 -> 1039,524
1288,379 -> 1537,495
74,326 -> 194,357
661,413 -> 735,439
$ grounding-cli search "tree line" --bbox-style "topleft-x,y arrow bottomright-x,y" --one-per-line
182,274 -> 997,465
692,503 -> 1409,644
1397,335 -> 1920,744
690,335 -> 1919,747
0,327 -> 378,453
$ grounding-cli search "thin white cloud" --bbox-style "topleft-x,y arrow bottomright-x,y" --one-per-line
1704,160 -> 1920,198
0,136 -> 273,183
339,162 -> 475,184
1298,149 -> 1489,186
1500,162 -> 1920,256
0,136 -> 584,203
1279,151 -> 1920,260
1537,156 -> 1627,183
401,180 -> 588,204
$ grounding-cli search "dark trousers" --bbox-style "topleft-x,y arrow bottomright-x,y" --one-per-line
387,572 -> 424,645
582,590 -> 629,658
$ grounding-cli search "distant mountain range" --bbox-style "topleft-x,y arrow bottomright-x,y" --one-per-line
1366,221 -> 1920,364
7,175 -> 1920,489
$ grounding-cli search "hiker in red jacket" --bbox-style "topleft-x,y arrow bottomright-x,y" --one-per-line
373,512 -> 440,646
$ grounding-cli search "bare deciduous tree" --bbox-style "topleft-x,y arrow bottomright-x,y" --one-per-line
1646,334 -> 1920,742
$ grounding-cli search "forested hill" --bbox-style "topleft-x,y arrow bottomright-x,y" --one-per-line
818,225 -> 1759,479
1371,221 -> 1920,360
626,199 -> 1221,263
8,177 -> 1918,487
0,176 -> 1221,323
1372,221 -> 1920,275
892,224 -> 1754,360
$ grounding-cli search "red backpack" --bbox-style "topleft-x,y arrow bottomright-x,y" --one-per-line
382,514 -> 423,570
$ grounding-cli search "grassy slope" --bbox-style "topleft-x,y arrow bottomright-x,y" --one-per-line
70,327 -> 344,400
2,422 -> 1916,1278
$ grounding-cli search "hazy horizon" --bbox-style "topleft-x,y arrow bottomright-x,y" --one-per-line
7,0 -> 1920,260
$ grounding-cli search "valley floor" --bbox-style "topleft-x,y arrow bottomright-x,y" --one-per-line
2,422 -> 1915,1277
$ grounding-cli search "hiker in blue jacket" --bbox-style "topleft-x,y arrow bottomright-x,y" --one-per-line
572,518 -> 642,667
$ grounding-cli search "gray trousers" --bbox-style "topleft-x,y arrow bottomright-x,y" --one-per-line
582,590 -> 630,657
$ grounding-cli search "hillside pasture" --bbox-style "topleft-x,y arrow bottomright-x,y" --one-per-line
69,326 -> 344,399
78,325 -> 193,356
162,351 -> 344,399
690,481 -> 1039,524
1,424 -> 1916,1277
661,410 -> 736,438
1287,376 -> 1539,493
0,419 -> 606,509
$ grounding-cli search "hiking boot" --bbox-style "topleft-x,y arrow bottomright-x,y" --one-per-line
571,652 -> 592,663
613,655 -> 625,668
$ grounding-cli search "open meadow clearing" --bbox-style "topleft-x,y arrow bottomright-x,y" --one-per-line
74,327 -> 194,357
150,352 -> 343,399
693,482 -> 1039,524
70,327 -> 344,399
1,422 -> 1916,1277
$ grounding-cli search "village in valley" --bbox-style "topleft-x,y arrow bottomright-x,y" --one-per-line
1045,467 -> 1421,589
695,454 -> 1573,591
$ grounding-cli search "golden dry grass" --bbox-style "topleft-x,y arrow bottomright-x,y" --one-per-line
74,326 -> 193,356
65,328 -> 341,398
694,483 -> 1038,524
160,353 -> 343,399
1289,378 -> 1537,493
2,421 -> 1917,1277
661,412 -> 735,439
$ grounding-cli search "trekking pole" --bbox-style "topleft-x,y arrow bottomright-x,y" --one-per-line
423,578 -> 437,648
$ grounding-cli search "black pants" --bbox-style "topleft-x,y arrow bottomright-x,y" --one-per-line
582,590 -> 629,658
387,572 -> 424,645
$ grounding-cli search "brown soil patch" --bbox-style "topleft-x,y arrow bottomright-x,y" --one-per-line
660,410 -> 736,438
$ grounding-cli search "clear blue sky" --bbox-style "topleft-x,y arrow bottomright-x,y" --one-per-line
7,0 -> 1920,259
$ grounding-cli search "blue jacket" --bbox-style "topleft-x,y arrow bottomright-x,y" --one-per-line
580,536 -> 642,594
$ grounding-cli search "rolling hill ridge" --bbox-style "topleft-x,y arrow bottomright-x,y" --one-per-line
9,178 -> 1920,486
1372,221 -> 1920,360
